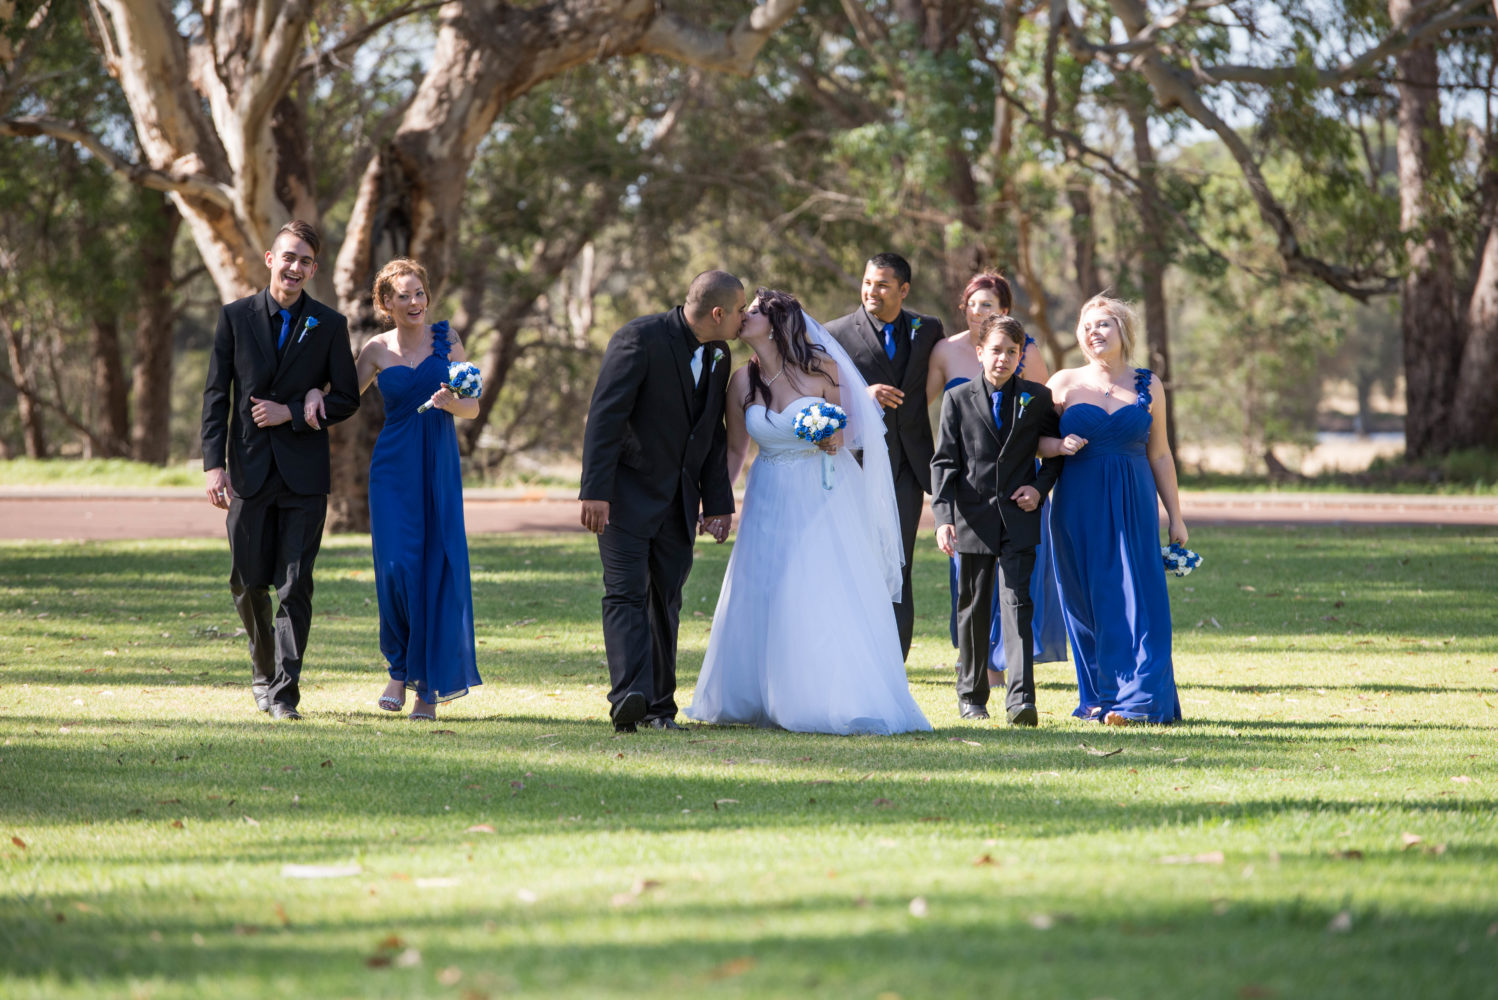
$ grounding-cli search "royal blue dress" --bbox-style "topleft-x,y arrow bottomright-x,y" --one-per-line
944,336 -> 1069,667
1049,368 -> 1180,723
368,321 -> 481,703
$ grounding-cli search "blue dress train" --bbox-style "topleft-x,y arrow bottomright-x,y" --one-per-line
368,321 -> 481,703
1049,368 -> 1179,723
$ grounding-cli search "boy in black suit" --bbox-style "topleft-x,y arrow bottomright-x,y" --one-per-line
931,315 -> 1062,726
201,220 -> 360,720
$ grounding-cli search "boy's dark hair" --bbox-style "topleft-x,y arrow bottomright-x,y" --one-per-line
979,313 -> 1025,348
274,220 -> 321,257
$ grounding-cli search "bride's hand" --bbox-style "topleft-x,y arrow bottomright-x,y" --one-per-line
816,429 -> 843,454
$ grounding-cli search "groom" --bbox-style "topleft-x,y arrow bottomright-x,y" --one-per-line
827,252 -> 944,660
579,270 -> 743,732
201,220 -> 360,720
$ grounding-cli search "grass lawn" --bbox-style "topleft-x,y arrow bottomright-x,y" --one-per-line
1,525 -> 1495,999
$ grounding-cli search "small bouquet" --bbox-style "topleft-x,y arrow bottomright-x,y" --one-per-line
416,361 -> 483,413
1162,541 -> 1203,577
792,400 -> 847,490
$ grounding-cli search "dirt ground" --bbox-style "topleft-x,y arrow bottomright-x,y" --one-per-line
0,489 -> 1493,541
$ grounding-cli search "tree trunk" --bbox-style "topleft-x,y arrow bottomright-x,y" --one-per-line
1392,0 -> 1463,459
3,317 -> 46,458
1452,223 -> 1498,450
89,315 -> 130,456
1127,101 -> 1179,469
130,191 -> 181,464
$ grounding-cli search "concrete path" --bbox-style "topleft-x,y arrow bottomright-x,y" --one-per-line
0,487 -> 1494,541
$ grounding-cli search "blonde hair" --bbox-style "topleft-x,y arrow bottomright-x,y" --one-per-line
372,258 -> 431,325
1076,293 -> 1137,362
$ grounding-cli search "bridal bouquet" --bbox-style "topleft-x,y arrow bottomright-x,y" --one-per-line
792,400 -> 847,490
416,361 -> 483,413
1162,541 -> 1203,577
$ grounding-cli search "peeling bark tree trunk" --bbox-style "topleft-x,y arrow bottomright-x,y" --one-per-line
1392,0 -> 1463,459
1452,224 -> 1498,450
130,191 -> 181,465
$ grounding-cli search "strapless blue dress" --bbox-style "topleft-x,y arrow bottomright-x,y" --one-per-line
368,321 -> 481,703
1049,368 -> 1179,722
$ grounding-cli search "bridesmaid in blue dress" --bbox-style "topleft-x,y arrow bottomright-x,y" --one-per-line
927,271 -> 1068,691
310,257 -> 481,720
1043,294 -> 1185,725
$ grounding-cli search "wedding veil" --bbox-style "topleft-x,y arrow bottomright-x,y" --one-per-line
801,311 -> 905,600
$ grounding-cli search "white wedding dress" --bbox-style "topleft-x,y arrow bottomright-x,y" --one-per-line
684,318 -> 932,736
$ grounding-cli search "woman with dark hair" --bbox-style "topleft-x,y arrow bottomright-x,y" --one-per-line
685,288 -> 931,735
926,271 -> 1068,690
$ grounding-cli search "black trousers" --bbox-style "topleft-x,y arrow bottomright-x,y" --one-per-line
597,515 -> 694,721
225,466 -> 327,709
955,538 -> 1036,713
892,465 -> 926,660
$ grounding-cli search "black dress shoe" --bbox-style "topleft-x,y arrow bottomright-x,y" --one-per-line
1006,704 -> 1038,727
268,703 -> 303,720
647,717 -> 684,731
613,721 -> 638,734
611,691 -> 648,727
958,701 -> 990,720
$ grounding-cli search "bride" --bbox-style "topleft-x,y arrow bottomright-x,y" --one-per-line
684,288 -> 931,735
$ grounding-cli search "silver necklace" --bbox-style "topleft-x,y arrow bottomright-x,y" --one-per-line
761,362 -> 785,387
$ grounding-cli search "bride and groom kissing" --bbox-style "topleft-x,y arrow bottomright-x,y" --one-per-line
578,257 -> 1057,735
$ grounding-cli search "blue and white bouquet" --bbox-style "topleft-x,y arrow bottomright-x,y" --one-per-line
792,400 -> 847,490
1162,541 -> 1202,577
417,361 -> 483,413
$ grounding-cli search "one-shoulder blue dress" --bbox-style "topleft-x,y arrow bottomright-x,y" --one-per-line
368,321 -> 481,703
1049,368 -> 1179,723
944,335 -> 1069,667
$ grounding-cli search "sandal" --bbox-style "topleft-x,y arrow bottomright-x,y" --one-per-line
378,680 -> 406,713
409,698 -> 436,722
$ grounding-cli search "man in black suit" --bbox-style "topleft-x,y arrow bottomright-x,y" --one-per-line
201,220 -> 360,720
931,316 -> 1063,725
579,270 -> 743,732
826,252 -> 944,660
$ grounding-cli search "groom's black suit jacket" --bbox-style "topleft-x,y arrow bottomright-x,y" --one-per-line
931,374 -> 1063,554
579,307 -> 735,538
201,289 -> 360,497
825,307 -> 943,492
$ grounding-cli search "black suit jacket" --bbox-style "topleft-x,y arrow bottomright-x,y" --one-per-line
931,375 -> 1063,553
201,290 -> 360,497
825,306 -> 943,492
579,307 -> 735,538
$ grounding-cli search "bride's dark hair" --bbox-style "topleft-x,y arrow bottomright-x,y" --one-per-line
744,287 -> 837,407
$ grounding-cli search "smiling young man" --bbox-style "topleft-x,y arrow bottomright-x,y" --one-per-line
825,252 -> 945,660
200,220 -> 360,720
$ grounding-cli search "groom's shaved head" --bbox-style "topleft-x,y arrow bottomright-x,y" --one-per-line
685,270 -> 744,320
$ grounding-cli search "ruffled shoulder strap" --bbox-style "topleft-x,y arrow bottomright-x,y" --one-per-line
431,320 -> 452,361
1133,367 -> 1153,408
1015,333 -> 1037,378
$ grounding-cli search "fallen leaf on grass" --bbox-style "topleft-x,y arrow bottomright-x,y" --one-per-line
1080,743 -> 1123,757
973,854 -> 998,866
707,957 -> 756,980
431,729 -> 457,736
233,924 -> 259,936
11,836 -> 25,849
170,820 -> 184,829
1330,849 -> 1363,861
320,760 -> 331,768
1238,985 -> 1276,999
282,863 -> 362,879
872,797 -> 893,807
242,816 -> 260,826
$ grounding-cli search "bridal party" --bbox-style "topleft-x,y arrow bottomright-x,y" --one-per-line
203,221 -> 1192,735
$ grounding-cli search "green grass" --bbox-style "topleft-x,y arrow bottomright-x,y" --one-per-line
1,526 -> 1495,999
0,458 -> 201,489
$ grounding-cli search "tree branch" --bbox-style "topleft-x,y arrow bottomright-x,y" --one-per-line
0,116 -> 235,209
639,0 -> 800,76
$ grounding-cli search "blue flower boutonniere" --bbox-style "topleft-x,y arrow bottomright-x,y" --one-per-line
297,315 -> 319,344
1017,391 -> 1033,420
910,317 -> 923,341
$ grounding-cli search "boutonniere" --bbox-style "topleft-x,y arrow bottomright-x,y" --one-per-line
1016,391 -> 1033,419
296,315 -> 319,344
712,347 -> 726,367
909,317 -> 923,341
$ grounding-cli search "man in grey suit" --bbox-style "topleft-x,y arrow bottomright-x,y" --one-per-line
825,252 -> 944,660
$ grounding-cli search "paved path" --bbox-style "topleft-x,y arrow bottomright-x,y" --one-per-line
0,487 -> 1494,540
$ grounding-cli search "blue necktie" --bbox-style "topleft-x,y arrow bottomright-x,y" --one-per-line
991,389 -> 1005,432
276,308 -> 292,352
882,322 -> 896,360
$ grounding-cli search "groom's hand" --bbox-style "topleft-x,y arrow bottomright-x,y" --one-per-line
580,500 -> 610,534
700,514 -> 732,543
935,524 -> 957,557
867,383 -> 904,409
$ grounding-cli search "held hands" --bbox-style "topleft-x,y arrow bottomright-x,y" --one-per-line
867,383 -> 904,409
1059,434 -> 1088,455
935,523 -> 957,558
303,387 -> 326,430
580,500 -> 610,535
815,429 -> 844,455
700,514 -> 733,544
249,396 -> 292,428
205,468 -> 232,510
1011,485 -> 1041,512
